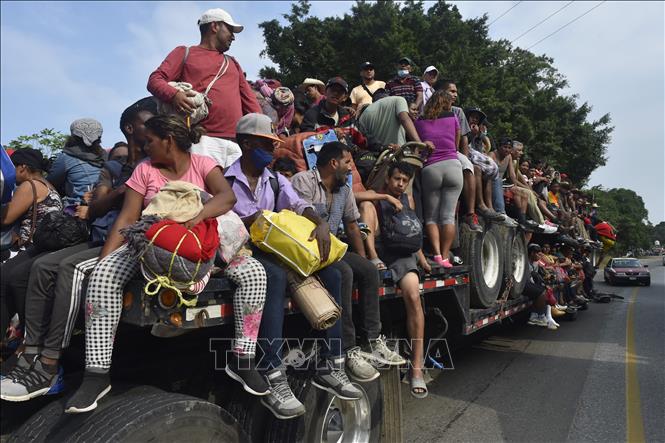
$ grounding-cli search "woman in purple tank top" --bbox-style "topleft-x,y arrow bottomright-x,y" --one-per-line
414,91 -> 464,268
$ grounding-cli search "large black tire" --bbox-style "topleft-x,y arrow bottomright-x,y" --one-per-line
267,369 -> 383,443
9,385 -> 247,442
460,224 -> 504,308
221,380 -> 274,443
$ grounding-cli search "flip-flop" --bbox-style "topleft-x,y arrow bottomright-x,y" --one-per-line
410,375 -> 428,399
370,257 -> 387,271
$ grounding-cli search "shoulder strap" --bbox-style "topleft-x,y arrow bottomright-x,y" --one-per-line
177,46 -> 190,81
204,55 -> 230,96
361,84 -> 375,99
226,172 -> 280,211
268,170 -> 280,205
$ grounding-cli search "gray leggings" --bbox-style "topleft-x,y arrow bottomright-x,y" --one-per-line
422,159 -> 464,225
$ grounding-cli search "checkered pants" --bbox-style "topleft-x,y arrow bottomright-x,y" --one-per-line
85,245 -> 139,369
467,149 -> 498,179
224,255 -> 266,356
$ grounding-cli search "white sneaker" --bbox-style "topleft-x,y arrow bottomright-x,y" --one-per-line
528,315 -> 548,327
539,224 -> 558,234
547,321 -> 559,330
360,335 -> 406,366
345,347 -> 379,382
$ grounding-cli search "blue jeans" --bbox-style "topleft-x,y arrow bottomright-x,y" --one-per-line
253,250 -> 342,370
492,175 -> 506,214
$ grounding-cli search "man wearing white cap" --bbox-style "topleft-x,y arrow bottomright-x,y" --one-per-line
148,8 -> 261,168
420,65 -> 438,110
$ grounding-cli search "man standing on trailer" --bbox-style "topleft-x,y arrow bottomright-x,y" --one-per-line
148,8 -> 261,168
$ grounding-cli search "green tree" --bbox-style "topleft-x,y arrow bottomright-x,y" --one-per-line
588,186 -> 651,253
5,128 -> 67,158
649,221 -> 665,246
259,0 -> 613,185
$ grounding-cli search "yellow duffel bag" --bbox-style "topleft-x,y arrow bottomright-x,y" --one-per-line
250,210 -> 347,277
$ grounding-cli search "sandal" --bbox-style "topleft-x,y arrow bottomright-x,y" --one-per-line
370,257 -> 387,271
409,375 -> 428,399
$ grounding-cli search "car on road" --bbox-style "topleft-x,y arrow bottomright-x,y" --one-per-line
604,257 -> 651,286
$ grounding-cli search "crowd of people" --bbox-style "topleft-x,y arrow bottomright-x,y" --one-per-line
0,7 -> 616,418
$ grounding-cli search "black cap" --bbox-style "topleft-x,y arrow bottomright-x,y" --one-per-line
326,76 -> 349,93
498,136 -> 512,146
359,61 -> 374,70
10,147 -> 48,172
528,243 -> 542,253
398,56 -> 414,66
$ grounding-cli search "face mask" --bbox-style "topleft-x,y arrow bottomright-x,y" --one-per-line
251,148 -> 273,170
397,69 -> 409,77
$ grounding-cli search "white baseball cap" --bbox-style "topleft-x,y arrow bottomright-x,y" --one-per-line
197,8 -> 244,33
424,65 -> 438,74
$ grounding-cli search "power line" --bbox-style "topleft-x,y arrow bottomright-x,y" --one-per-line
488,1 -> 523,27
511,1 -> 575,44
526,1 -> 606,51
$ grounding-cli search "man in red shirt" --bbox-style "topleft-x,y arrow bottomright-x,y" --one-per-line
147,8 -> 261,168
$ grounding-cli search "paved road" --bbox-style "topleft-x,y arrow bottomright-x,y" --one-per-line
404,257 -> 665,442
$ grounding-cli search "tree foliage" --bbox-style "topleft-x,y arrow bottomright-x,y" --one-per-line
259,0 -> 613,184
5,128 -> 67,158
588,186 -> 653,253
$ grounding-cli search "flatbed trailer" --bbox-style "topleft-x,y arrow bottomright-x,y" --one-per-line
4,225 -> 536,442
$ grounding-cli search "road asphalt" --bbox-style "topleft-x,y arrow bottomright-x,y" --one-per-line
403,257 -> 664,442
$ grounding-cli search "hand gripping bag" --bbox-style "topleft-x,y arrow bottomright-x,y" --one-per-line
249,210 -> 347,277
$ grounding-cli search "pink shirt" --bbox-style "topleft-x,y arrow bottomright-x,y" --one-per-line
125,154 -> 219,208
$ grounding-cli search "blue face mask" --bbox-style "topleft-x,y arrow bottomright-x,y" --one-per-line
251,147 -> 274,170
397,69 -> 409,77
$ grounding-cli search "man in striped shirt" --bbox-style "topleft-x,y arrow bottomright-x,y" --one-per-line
385,57 -> 423,110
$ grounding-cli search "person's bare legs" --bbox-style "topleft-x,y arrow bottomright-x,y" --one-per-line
462,170 -> 476,215
425,224 -> 441,257
538,198 -> 556,220
439,224 -> 456,261
400,272 -> 424,385
483,176 -> 495,212
359,201 -> 379,260
474,165 -> 488,211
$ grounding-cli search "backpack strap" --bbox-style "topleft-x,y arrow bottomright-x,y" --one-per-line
226,170 -> 280,211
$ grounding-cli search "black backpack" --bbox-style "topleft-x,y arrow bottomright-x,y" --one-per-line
378,193 -> 422,255
33,211 -> 90,252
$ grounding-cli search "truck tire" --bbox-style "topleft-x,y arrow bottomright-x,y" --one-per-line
267,370 -> 383,443
507,229 -> 529,299
9,385 -> 247,442
460,224 -> 504,308
221,382 -> 273,443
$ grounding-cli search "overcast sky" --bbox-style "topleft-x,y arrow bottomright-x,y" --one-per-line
1,1 -> 663,223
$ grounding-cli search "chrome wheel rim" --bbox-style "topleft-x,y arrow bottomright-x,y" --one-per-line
481,232 -> 500,288
318,383 -> 372,443
512,235 -> 527,283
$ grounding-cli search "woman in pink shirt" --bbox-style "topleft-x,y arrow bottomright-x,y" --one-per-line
414,91 -> 464,268
66,116 -> 269,413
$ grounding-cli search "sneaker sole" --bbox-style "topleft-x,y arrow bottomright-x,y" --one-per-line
311,379 -> 362,401
260,398 -> 306,420
346,368 -> 380,383
1,386 -> 53,402
358,351 -> 406,367
64,385 -> 111,414
224,365 -> 269,397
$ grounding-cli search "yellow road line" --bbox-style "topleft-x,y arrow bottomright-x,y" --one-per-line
626,286 -> 645,443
